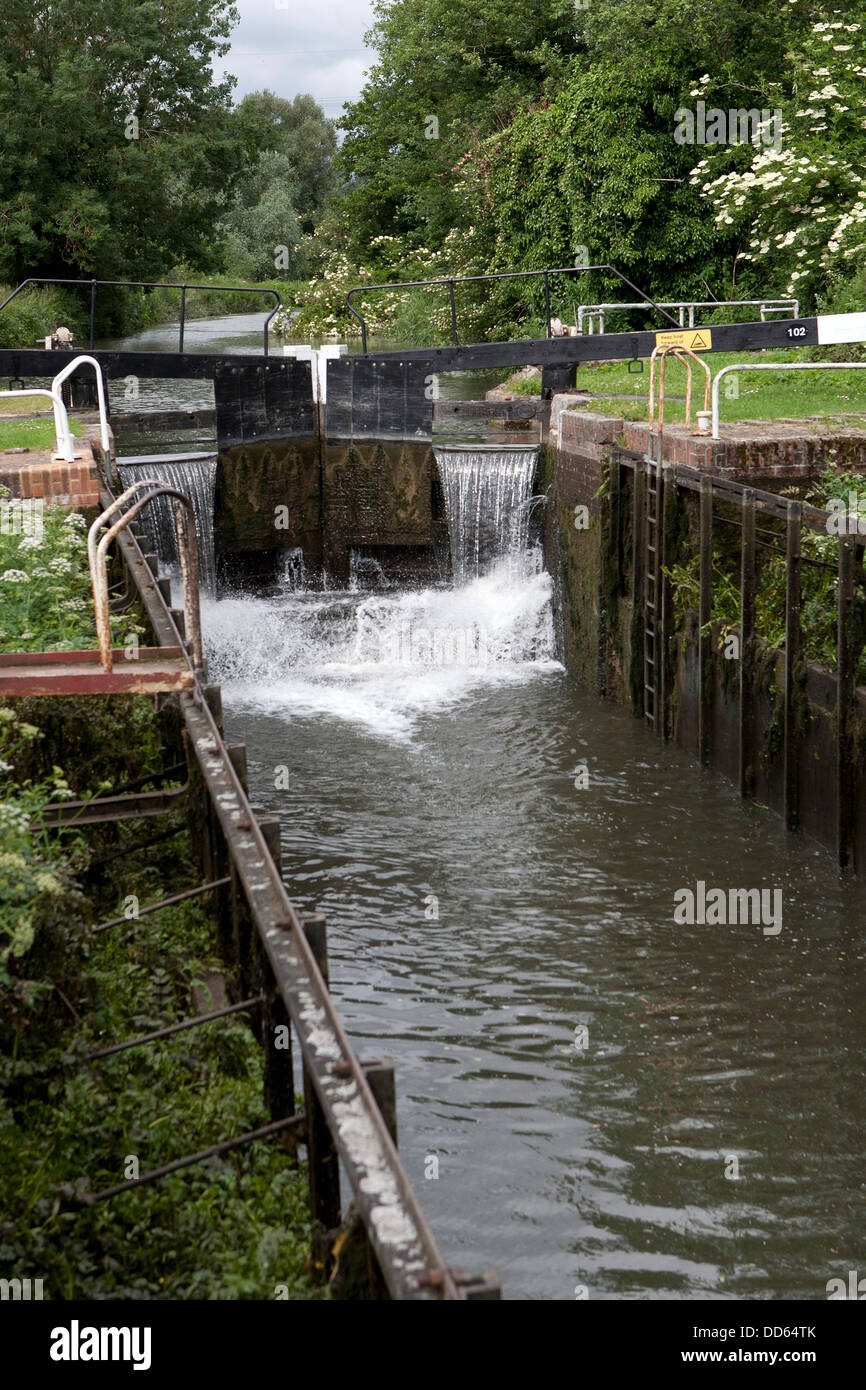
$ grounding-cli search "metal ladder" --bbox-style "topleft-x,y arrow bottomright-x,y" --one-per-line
644,452 -> 661,726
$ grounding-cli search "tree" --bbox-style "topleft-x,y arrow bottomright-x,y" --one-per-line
234,91 -> 338,230
337,0 -> 584,267
0,0 -> 254,284
692,13 -> 866,307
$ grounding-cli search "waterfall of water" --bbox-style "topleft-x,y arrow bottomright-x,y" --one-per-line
432,444 -> 539,584
203,442 -> 558,741
116,455 -> 218,591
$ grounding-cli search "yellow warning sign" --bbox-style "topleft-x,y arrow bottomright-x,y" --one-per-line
654,328 -> 712,351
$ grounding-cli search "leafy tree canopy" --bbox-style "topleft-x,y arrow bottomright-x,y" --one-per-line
0,0 -> 256,284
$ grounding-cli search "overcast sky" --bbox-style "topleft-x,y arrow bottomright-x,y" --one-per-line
214,0 -> 378,119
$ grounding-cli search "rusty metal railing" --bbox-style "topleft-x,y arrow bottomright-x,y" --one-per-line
80,477 -> 495,1298
648,344 -> 711,435
88,483 -> 203,673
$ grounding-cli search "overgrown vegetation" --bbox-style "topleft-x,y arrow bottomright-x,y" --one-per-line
665,467 -> 865,679
0,495 -> 143,654
0,695 -> 317,1300
309,1 -> 866,344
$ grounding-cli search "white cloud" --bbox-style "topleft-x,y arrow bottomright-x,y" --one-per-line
214,0 -> 377,116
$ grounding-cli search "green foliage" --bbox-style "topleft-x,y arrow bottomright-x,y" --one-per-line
0,694 -> 316,1299
234,92 -> 338,231
0,284 -> 90,349
332,0 -> 864,343
217,92 -> 338,283
0,0 -> 255,285
338,0 -> 581,265
285,234 -> 444,340
692,12 -> 866,308
0,707 -> 88,1015
0,496 -> 145,654
666,468 -> 866,680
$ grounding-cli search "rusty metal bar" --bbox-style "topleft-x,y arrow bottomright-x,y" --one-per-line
89,824 -> 185,869
104,761 -> 186,798
85,995 -> 262,1059
82,1116 -> 305,1203
39,784 -> 187,827
181,690 -> 461,1298
784,502 -> 802,831
90,486 -> 203,673
92,876 -> 232,933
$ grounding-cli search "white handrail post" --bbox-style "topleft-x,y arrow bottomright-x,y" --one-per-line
50,354 -> 110,455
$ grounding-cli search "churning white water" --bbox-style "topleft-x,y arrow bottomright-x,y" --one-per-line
203,558 -> 559,741
203,443 -> 560,741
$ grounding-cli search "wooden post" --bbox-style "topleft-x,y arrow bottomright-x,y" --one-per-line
739,490 -> 756,797
359,1056 -> 397,1299
837,536 -> 856,869
202,683 -> 224,735
301,912 -> 341,1238
783,502 -> 802,831
698,476 -> 713,765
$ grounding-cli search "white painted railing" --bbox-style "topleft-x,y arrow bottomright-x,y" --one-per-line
577,299 -> 799,335
0,355 -> 110,462
0,386 -> 76,461
50,355 -> 110,457
711,361 -> 866,438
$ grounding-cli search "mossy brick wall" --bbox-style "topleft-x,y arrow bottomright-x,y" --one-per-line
544,409 -> 637,702
622,420 -> 866,481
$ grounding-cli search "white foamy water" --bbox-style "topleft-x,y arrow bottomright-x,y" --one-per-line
202,552 -> 561,741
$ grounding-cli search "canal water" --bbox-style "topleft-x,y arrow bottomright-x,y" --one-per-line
114,314 -> 866,1301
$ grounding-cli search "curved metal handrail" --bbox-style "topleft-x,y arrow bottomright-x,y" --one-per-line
345,264 -> 680,354
0,385 -> 75,460
88,484 -> 203,673
649,344 -> 711,432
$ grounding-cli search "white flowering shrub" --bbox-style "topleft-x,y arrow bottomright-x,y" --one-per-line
0,489 -> 144,653
692,16 -> 866,303
282,232 -> 464,343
